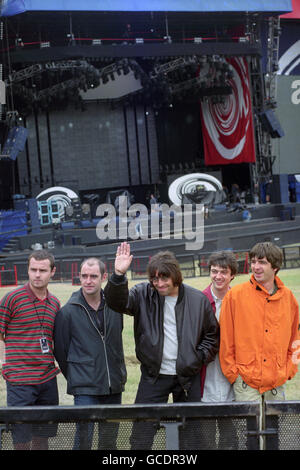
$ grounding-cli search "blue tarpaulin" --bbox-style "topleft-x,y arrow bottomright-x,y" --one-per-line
0,0 -> 293,16
0,210 -> 27,251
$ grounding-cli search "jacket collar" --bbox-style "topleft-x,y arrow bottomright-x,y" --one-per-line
249,274 -> 284,297
202,285 -> 215,303
24,282 -> 49,302
69,288 -> 104,306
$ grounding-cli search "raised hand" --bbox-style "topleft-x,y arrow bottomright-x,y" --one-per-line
115,242 -> 133,275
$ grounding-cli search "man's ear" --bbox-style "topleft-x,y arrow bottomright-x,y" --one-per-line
51,267 -> 56,278
102,272 -> 108,282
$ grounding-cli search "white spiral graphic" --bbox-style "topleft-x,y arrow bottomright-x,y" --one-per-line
201,57 -> 251,160
278,40 -> 300,75
36,186 -> 79,219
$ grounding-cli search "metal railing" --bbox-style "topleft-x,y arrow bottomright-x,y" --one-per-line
264,401 -> 300,450
1,245 -> 300,285
0,402 -> 260,451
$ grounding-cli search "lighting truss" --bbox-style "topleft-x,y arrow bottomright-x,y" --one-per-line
44,60 -> 91,71
150,56 -> 198,78
8,64 -> 43,83
99,59 -> 130,78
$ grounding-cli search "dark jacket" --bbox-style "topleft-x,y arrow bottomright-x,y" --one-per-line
104,274 -> 219,389
200,284 -> 216,396
54,289 -> 127,396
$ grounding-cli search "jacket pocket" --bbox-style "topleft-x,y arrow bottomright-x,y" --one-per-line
236,351 -> 256,377
67,357 -> 95,388
276,353 -> 287,382
236,351 -> 256,365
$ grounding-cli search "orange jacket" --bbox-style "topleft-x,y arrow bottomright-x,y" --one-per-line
219,275 -> 300,393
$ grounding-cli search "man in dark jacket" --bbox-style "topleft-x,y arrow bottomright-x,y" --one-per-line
54,257 -> 126,450
104,242 -> 219,449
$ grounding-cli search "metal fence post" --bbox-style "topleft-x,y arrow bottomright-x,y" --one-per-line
264,415 -> 279,450
159,422 -> 181,450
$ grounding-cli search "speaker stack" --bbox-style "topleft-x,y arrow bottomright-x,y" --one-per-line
259,109 -> 285,138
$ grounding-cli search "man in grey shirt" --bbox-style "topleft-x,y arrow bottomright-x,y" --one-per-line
201,250 -> 238,448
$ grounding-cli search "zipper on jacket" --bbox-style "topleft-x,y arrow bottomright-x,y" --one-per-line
74,301 -> 112,391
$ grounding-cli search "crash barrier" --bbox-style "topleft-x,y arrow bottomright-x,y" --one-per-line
1,400 -> 299,450
0,402 -> 261,451
264,401 -> 300,450
1,401 -> 298,451
1,245 -> 300,283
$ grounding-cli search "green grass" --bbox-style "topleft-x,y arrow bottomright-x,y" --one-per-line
0,268 -> 300,405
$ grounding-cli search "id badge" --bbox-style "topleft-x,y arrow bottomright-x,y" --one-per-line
40,336 -> 50,354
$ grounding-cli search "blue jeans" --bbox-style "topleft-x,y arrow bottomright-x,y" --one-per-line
6,377 -> 58,446
73,393 -> 122,450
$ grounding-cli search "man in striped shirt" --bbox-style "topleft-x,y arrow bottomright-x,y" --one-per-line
0,250 -> 60,450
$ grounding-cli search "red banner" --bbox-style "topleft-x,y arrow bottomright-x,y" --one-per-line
200,57 -> 256,166
281,0 -> 300,19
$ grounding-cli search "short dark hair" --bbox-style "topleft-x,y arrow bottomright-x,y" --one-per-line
28,250 -> 55,271
147,251 -> 183,287
249,242 -> 283,273
208,251 -> 238,276
80,257 -> 106,276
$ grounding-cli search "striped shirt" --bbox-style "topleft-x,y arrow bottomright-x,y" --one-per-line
0,283 -> 60,385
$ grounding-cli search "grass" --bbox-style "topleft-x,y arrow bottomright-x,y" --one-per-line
0,268 -> 300,405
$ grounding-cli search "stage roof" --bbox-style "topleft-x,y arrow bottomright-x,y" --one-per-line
281,0 -> 300,18
1,0 -> 293,17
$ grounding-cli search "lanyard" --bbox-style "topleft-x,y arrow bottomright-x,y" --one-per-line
33,299 -> 48,335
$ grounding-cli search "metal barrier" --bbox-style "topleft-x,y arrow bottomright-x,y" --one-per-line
0,402 -> 260,450
264,401 -> 300,450
1,245 -> 300,283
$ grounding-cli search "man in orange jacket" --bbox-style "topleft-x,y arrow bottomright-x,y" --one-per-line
219,242 -> 299,403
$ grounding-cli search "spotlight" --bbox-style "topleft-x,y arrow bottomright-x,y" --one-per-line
92,39 -> 102,45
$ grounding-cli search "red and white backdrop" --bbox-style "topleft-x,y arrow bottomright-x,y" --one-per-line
200,57 -> 256,166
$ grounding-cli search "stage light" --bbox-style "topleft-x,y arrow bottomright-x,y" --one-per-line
92,39 -> 102,45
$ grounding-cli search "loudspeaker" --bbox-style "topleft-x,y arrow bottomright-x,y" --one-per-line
26,198 -> 40,233
0,159 -> 13,209
2,126 -> 28,160
270,174 -> 289,204
259,109 -> 285,138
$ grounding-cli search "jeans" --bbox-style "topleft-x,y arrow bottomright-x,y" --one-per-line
130,368 -> 205,450
73,393 -> 122,450
6,377 -> 59,447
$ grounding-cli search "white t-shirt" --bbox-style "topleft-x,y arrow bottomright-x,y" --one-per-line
202,287 -> 234,402
159,296 -> 178,375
